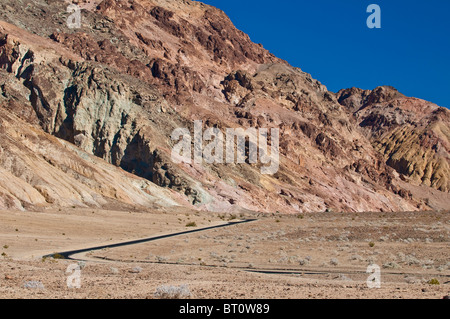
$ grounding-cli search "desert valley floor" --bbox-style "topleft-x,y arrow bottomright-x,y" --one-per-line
0,208 -> 448,299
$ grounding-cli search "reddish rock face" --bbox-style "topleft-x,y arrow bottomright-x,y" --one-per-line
337,87 -> 449,193
0,0 -> 448,212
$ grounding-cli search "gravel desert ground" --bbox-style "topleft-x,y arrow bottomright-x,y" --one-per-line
0,208 -> 448,299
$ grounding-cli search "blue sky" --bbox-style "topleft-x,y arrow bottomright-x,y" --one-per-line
200,0 -> 450,108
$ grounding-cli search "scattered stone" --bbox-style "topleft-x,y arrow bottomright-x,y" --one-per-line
129,266 -> 142,274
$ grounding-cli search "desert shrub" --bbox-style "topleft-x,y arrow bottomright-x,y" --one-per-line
405,254 -> 421,266
299,257 -> 310,266
428,278 -> 440,285
383,261 -> 400,269
23,281 -> 44,289
154,284 -> 191,299
330,258 -> 339,266
156,256 -> 168,263
186,222 -> 197,227
369,242 -> 375,248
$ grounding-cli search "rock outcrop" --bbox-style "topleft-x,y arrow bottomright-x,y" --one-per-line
338,86 -> 449,193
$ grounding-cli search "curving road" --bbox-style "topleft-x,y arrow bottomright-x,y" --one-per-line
43,218 -> 450,284
44,219 -> 257,260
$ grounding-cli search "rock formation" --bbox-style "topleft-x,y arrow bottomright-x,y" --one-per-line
0,0 -> 448,213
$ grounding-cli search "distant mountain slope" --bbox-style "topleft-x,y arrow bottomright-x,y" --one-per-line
0,0 -> 448,212
338,86 -> 449,193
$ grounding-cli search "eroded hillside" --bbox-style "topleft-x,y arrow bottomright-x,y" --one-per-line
0,0 -> 448,212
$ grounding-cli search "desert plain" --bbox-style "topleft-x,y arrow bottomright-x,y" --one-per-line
0,207 -> 448,299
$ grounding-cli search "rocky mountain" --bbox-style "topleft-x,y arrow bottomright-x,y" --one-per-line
0,0 -> 448,212
338,86 -> 449,193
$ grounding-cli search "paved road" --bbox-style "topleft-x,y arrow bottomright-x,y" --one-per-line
44,219 -> 257,260
44,218 -> 450,284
